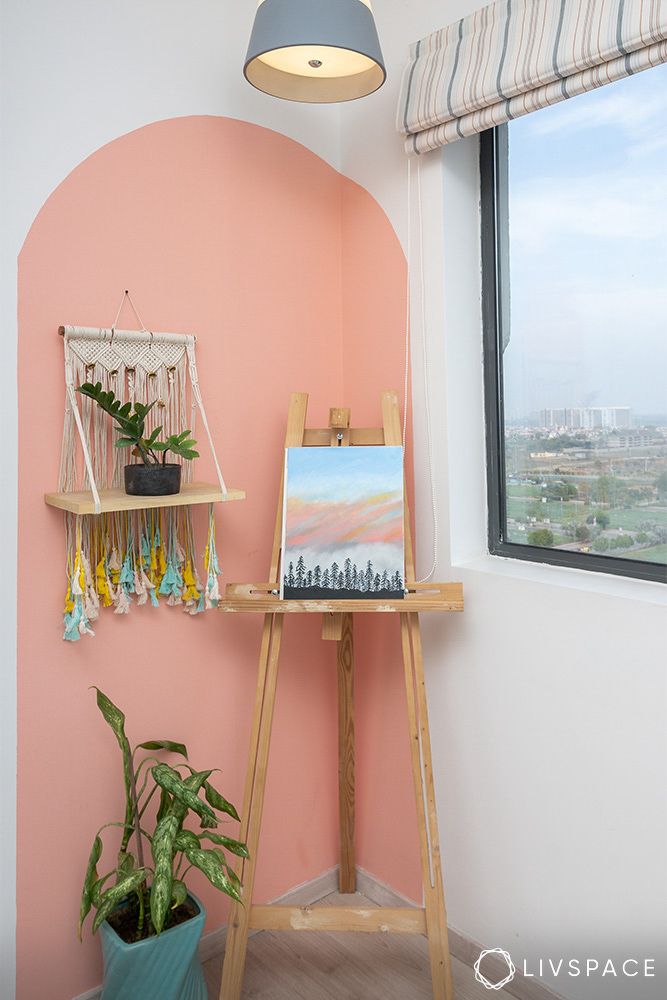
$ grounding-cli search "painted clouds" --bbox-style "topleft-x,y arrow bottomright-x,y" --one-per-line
281,446 -> 405,599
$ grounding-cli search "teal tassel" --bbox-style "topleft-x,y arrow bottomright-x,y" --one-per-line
63,597 -> 84,641
120,555 -> 135,591
159,561 -> 180,597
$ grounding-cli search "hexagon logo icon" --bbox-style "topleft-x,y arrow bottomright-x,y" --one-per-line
474,948 -> 516,990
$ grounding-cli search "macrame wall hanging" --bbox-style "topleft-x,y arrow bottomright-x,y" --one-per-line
52,291 -> 239,642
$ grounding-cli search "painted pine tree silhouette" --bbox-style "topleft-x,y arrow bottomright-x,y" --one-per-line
283,555 -> 404,598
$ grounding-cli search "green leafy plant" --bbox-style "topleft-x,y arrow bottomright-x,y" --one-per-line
79,689 -> 247,942
77,382 -> 199,465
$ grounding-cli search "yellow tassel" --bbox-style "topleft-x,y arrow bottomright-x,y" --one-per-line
96,557 -> 113,607
63,585 -> 74,614
182,560 -> 200,602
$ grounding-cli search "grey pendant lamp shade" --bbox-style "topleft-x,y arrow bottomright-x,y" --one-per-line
245,0 -> 386,103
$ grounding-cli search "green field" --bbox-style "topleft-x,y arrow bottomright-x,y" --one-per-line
507,490 -> 667,533
507,496 -> 583,523
629,544 -> 667,563
607,508 -> 667,530
505,484 -> 537,497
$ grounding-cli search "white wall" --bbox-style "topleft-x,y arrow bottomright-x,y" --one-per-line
340,2 -> 667,998
0,4 -> 342,997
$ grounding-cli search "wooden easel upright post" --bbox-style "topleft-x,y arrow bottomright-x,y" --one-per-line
219,392 -> 463,1000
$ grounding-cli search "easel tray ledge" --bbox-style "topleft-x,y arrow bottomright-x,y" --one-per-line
218,581 -> 463,613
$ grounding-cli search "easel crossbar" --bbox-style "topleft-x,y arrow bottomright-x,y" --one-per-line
218,581 -> 463,614
249,905 -> 427,935
302,427 -> 385,446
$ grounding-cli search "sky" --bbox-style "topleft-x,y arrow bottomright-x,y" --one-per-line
282,445 -> 404,579
504,62 -> 667,421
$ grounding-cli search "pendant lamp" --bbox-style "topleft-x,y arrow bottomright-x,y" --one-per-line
244,0 -> 386,103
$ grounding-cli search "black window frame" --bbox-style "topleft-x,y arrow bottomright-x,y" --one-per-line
480,125 -> 666,585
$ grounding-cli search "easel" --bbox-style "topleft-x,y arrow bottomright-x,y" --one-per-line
218,391 -> 463,1000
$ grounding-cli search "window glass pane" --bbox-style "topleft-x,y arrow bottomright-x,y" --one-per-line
502,65 -> 667,569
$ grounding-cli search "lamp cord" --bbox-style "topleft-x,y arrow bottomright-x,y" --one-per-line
416,156 -> 439,583
403,157 -> 412,446
403,156 -> 439,584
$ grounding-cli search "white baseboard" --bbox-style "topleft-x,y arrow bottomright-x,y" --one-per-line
72,987 -> 103,1000
356,864 -> 421,907
73,865 -> 564,1000
446,925 -> 567,1000
198,866 -> 340,964
356,866 -> 565,1000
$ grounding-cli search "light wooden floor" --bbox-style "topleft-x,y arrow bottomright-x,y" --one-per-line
203,891 -> 489,1000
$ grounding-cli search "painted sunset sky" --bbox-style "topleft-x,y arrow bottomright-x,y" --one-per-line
282,446 -> 405,586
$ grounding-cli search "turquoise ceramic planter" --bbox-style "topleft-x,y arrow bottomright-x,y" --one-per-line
99,893 -> 207,1000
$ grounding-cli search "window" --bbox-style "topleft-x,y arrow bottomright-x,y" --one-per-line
481,65 -> 667,584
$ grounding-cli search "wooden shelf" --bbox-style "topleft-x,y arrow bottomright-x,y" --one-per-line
218,582 -> 463,614
44,481 -> 245,515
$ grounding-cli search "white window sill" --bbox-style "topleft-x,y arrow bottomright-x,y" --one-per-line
452,552 -> 667,607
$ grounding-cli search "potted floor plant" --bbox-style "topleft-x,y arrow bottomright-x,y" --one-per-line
77,382 -> 199,496
79,689 -> 247,1000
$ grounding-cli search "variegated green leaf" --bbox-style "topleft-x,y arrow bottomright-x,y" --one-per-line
151,765 -> 217,828
93,689 -> 135,851
92,868 -> 149,934
171,879 -> 188,909
200,831 -> 249,858
94,688 -> 127,744
90,873 -> 113,907
136,740 -> 188,759
116,851 -> 136,878
156,787 -> 172,824
171,771 -> 213,827
204,780 -> 241,822
184,848 -> 243,904
180,764 -> 213,784
78,835 -> 102,939
150,815 -> 179,934
224,866 -> 242,890
174,829 -> 200,853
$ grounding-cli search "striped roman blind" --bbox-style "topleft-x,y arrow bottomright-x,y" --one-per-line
397,0 -> 667,154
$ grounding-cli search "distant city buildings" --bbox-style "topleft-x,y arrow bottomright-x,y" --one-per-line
539,407 -> 632,430
607,431 -> 655,448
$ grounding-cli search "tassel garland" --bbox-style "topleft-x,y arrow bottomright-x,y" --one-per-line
62,505 -> 219,640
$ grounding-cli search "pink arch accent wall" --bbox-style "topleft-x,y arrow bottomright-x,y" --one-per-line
17,116 -> 418,998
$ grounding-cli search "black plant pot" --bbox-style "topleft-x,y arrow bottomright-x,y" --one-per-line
124,463 -> 182,497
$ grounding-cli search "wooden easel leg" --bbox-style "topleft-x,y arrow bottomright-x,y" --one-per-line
401,612 -> 454,1000
220,614 -> 284,1000
337,612 -> 356,892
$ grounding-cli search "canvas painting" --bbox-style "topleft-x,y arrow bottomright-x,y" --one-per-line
281,446 -> 405,600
